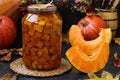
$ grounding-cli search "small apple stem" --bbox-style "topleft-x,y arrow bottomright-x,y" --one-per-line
0,17 -> 2,22
81,21 -> 88,27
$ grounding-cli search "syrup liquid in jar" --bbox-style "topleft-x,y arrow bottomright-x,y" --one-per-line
22,4 -> 62,70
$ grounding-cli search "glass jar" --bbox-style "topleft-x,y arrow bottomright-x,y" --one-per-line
22,4 -> 62,70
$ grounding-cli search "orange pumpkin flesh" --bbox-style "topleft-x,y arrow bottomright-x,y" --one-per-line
65,25 -> 111,73
69,25 -> 111,55
66,43 -> 109,73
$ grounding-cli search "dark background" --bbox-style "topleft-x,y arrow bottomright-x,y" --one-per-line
58,3 -> 120,36
13,3 -> 120,48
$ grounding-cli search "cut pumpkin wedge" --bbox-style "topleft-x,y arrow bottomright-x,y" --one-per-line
66,43 -> 109,73
69,25 -> 112,55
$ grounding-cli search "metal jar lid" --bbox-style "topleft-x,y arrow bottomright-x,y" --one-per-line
27,3 -> 57,13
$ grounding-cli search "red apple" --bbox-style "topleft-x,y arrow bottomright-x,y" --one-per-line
0,16 -> 16,49
77,15 -> 107,40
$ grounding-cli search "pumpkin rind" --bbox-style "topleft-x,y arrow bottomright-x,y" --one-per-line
69,25 -> 111,55
66,43 -> 109,73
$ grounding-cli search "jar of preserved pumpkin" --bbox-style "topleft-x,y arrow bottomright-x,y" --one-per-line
22,4 -> 62,70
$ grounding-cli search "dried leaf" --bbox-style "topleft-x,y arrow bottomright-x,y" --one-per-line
0,73 -> 18,80
0,48 -> 22,62
113,52 -> 120,67
101,71 -> 113,79
87,73 -> 99,79
111,0 -> 119,10
113,38 -> 120,45
10,48 -> 23,56
62,31 -> 70,44
0,51 -> 12,61
0,49 -> 9,55
85,71 -> 120,80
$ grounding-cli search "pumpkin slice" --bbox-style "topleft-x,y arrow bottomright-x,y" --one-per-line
69,25 -> 111,55
66,43 -> 109,73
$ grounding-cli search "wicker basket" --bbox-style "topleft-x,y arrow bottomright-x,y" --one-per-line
98,9 -> 118,38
